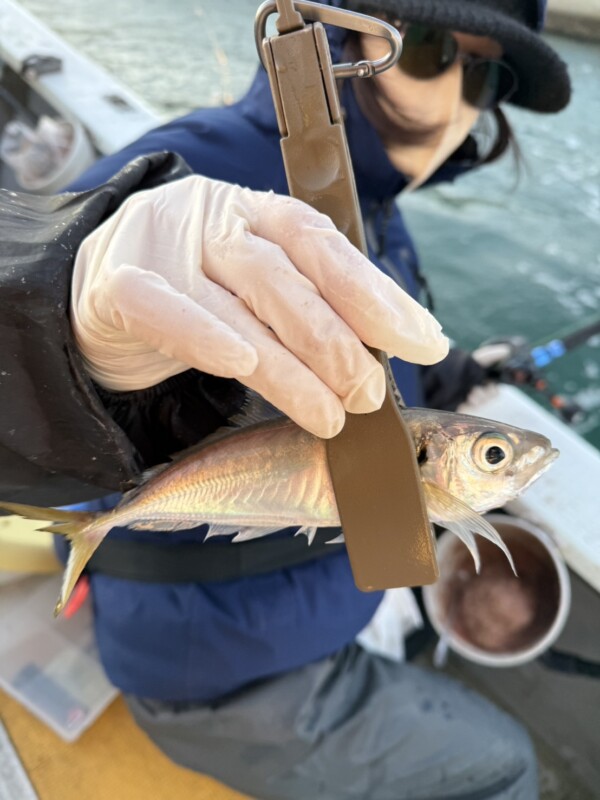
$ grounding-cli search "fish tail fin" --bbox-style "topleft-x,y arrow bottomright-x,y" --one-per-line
0,501 -> 94,528
54,528 -> 106,618
0,501 -> 105,616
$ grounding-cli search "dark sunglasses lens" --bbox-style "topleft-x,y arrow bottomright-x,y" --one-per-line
400,24 -> 458,79
463,60 -> 518,109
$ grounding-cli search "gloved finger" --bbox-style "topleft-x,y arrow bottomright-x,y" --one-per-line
471,343 -> 514,369
244,193 -> 449,365
203,231 -> 386,414
105,265 -> 259,382
189,279 -> 347,438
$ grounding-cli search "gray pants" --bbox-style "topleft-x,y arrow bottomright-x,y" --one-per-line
127,645 -> 538,800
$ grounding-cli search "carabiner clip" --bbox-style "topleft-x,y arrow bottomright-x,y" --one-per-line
255,0 -> 403,79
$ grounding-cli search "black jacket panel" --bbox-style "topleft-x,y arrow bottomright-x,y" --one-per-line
0,152 -> 195,504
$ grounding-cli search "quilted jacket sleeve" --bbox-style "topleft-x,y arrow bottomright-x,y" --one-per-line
0,151 -> 214,505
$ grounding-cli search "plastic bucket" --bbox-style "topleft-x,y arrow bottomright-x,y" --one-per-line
8,118 -> 96,194
423,514 -> 571,668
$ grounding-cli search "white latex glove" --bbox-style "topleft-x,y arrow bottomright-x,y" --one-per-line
471,342 -> 514,370
71,175 -> 449,438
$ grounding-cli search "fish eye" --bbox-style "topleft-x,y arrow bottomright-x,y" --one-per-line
486,445 -> 505,465
472,433 -> 513,473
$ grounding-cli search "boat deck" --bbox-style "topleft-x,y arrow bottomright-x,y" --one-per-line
0,689 -> 249,800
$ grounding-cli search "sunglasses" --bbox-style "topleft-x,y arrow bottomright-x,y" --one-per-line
394,23 -> 519,110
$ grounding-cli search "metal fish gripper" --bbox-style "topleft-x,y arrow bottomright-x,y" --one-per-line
255,0 -> 439,590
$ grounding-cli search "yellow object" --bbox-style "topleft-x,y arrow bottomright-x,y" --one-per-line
0,516 -> 61,574
0,689 -> 250,800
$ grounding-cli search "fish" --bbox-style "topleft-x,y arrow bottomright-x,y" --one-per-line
0,404 -> 558,616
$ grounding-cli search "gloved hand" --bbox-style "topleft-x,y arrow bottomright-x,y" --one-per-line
456,342 -> 514,413
71,175 -> 448,438
471,342 -> 515,372
422,347 -> 487,411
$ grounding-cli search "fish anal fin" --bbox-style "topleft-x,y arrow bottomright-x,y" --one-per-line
203,524 -> 247,539
231,526 -> 288,543
200,523 -> 288,541
127,519 -> 202,533
295,526 -> 317,545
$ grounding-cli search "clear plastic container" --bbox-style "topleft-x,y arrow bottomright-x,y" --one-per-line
0,574 -> 118,741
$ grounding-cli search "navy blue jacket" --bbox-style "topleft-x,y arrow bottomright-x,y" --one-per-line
64,34 -> 476,701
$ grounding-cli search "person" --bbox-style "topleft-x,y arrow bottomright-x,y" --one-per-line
0,0 -> 571,798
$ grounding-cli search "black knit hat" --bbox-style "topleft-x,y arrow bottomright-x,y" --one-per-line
345,0 -> 571,112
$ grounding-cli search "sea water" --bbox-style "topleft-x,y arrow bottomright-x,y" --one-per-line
17,0 -> 600,449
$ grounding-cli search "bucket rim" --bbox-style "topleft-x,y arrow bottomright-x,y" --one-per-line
423,513 -> 572,668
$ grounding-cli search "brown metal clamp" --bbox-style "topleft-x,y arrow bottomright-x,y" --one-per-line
256,0 -> 439,590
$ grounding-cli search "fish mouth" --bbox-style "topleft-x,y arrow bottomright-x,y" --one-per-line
543,447 -> 560,469
521,447 -> 560,492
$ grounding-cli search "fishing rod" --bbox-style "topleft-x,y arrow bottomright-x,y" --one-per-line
481,317 -> 600,424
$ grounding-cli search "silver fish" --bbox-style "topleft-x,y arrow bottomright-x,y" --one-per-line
0,407 -> 558,615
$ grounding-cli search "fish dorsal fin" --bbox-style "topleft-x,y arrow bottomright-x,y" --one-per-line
126,391 -> 287,492
422,481 -> 516,575
166,392 -> 286,468
180,390 -> 284,456
228,389 -> 284,427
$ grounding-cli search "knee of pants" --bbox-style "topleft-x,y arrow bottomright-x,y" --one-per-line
452,704 -> 538,799
497,714 -> 538,785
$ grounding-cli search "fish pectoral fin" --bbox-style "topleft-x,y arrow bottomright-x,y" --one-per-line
428,513 -> 482,573
422,481 -> 516,575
